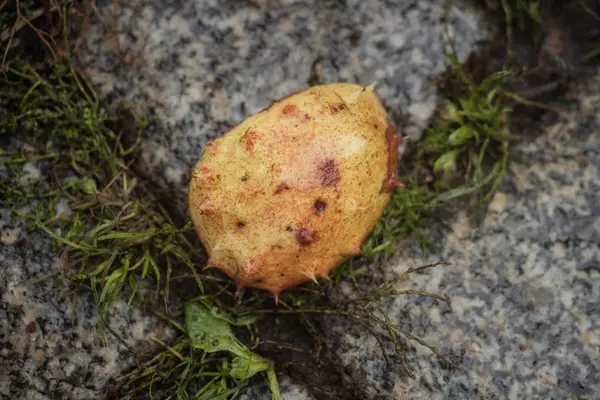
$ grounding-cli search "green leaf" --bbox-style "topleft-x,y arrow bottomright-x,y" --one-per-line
448,126 -> 477,146
195,384 -> 246,400
431,163 -> 498,204
80,178 -> 97,194
232,314 -> 261,326
445,102 -> 463,124
266,366 -> 283,400
433,149 -> 462,189
433,150 -> 460,176
97,230 -> 155,241
185,302 -> 282,399
229,355 -> 270,380
185,302 -> 247,358
99,267 -> 125,306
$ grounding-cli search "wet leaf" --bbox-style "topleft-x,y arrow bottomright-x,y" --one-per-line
185,302 -> 247,357
185,302 -> 282,400
229,355 -> 270,380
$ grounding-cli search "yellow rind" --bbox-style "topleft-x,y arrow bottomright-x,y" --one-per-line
188,83 -> 396,296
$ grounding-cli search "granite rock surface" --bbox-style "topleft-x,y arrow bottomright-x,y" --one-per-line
78,0 -> 487,215
75,2 -> 488,396
0,202 -> 174,400
9,0 -> 597,399
319,70 -> 600,399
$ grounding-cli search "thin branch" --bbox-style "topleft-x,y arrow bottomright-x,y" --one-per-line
19,11 -> 58,60
1,20 -> 17,71
500,0 -> 515,67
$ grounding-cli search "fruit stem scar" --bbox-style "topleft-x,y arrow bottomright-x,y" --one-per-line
314,199 -> 327,214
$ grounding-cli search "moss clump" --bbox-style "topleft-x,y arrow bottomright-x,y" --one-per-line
0,57 -> 287,398
420,54 -> 513,202
361,179 -> 434,258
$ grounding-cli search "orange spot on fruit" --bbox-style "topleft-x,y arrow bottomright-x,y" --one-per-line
282,104 -> 297,115
199,198 -> 216,215
244,130 -> 260,154
193,166 -> 215,184
259,88 -> 309,114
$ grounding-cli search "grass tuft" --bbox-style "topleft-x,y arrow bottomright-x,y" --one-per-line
423,53 -> 513,203
0,59 -> 274,398
361,179 -> 434,259
118,301 -> 281,400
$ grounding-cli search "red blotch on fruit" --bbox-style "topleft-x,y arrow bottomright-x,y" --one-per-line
295,220 -> 318,247
259,88 -> 309,113
381,121 -> 406,193
274,183 -> 290,194
192,166 -> 215,184
199,198 -> 216,215
319,158 -> 340,186
200,207 -> 215,215
330,103 -> 346,113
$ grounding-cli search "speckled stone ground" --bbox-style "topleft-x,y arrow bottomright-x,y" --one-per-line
2,1 -> 488,398
0,205 -> 175,400
5,0 -> 599,399
318,70 -> 600,399
78,0 -> 487,216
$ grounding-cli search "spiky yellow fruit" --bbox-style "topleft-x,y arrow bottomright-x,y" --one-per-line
188,83 -> 403,300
